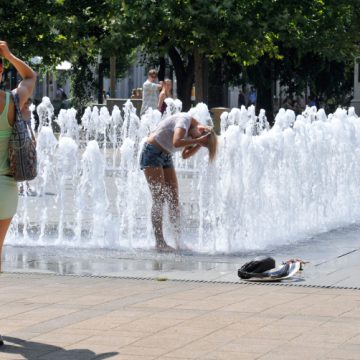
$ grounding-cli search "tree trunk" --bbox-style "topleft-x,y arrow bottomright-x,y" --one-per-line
194,49 -> 204,103
176,71 -> 193,111
257,85 -> 273,124
221,59 -> 228,107
110,56 -> 116,98
168,47 -> 194,111
158,57 -> 166,81
254,58 -> 274,125
98,62 -> 104,104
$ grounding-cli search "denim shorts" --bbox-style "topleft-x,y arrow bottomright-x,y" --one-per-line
140,142 -> 174,170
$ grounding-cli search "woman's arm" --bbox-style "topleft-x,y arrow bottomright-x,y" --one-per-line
144,81 -> 162,91
182,144 -> 202,159
173,127 -> 210,148
0,41 -> 36,108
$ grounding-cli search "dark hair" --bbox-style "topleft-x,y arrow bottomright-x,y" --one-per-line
0,58 -> 3,65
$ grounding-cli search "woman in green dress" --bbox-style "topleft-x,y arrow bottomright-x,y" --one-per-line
0,41 -> 37,346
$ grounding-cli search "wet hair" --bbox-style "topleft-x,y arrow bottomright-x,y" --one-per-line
189,124 -> 218,162
206,127 -> 218,163
197,125 -> 218,163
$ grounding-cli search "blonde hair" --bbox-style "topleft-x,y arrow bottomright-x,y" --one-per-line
205,126 -> 218,163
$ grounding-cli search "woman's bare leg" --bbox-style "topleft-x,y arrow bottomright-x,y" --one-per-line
163,168 -> 181,248
144,168 -> 174,252
0,218 -> 12,272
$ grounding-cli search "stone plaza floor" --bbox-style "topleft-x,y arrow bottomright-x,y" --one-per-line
0,272 -> 360,360
2,222 -> 360,359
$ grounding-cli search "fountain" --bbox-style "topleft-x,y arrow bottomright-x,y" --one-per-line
7,97 -> 360,253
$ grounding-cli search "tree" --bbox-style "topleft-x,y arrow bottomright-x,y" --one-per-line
121,0 -> 278,110
248,0 -> 360,119
1,0 -> 359,114
0,0 -> 136,106
0,1 -> 71,66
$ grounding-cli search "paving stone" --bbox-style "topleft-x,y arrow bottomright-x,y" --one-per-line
0,274 -> 360,360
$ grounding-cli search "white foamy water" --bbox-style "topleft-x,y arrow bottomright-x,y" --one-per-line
7,98 -> 360,253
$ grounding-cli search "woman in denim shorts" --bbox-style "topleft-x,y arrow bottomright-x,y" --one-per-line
140,111 -> 217,252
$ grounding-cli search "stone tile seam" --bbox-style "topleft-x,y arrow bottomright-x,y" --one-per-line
1,271 -> 358,291
3,271 -> 360,291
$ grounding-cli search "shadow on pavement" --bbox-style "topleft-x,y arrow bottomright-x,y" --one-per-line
0,336 -> 118,360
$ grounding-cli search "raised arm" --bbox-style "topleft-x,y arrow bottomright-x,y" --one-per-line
0,41 -> 36,108
144,80 -> 162,91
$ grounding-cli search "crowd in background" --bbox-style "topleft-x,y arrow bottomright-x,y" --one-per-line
239,85 -> 321,116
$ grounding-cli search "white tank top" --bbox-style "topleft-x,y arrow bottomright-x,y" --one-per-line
153,113 -> 192,153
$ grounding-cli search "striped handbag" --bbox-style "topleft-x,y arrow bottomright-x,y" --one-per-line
8,92 -> 37,181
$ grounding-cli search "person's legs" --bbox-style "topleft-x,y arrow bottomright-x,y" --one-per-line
0,218 -> 12,272
163,167 -> 182,249
144,168 -> 174,252
0,218 -> 12,346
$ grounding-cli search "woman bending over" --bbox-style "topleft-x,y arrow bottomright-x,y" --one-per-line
140,111 -> 217,252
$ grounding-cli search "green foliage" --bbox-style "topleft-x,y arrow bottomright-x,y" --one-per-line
0,0 -> 66,67
70,55 -> 96,110
121,0 -> 360,109
0,0 -> 136,104
0,0 -> 359,110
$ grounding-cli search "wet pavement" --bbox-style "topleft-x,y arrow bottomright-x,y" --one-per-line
3,223 -> 360,289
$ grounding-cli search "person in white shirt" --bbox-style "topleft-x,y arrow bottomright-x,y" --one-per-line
140,69 -> 162,115
140,111 -> 218,252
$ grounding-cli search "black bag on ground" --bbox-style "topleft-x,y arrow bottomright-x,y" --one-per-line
238,256 -> 276,279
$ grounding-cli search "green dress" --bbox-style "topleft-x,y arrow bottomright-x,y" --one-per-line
0,92 -> 18,220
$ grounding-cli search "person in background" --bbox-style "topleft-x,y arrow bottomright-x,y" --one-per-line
130,89 -> 137,99
158,79 -> 172,114
282,97 -> 295,111
294,95 -> 305,114
249,86 -> 257,106
102,90 -> 109,103
56,85 -> 67,101
140,69 -> 162,115
238,88 -> 246,107
0,40 -> 37,347
308,95 -> 317,107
